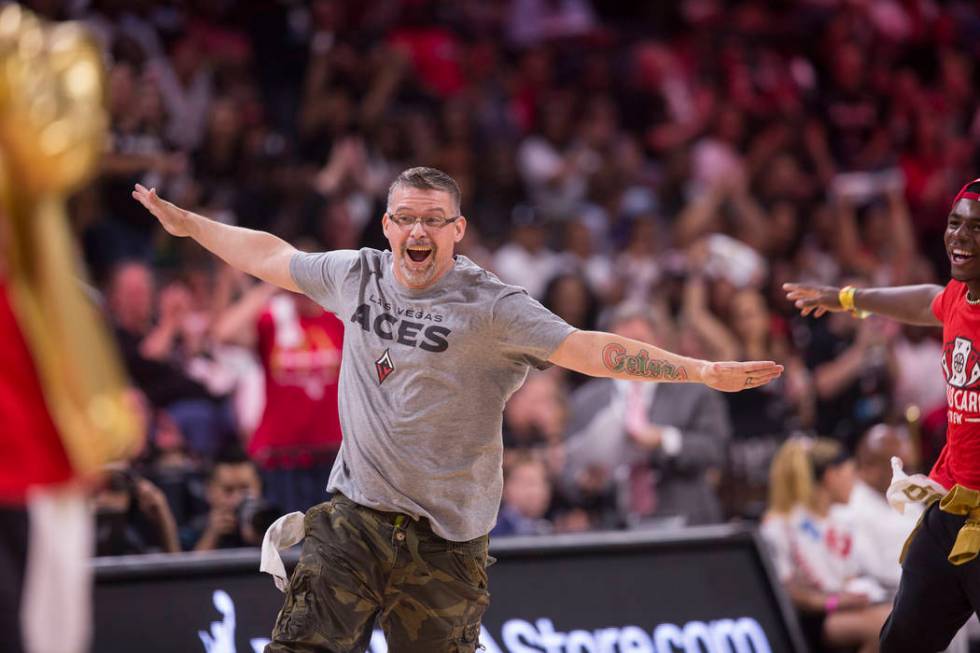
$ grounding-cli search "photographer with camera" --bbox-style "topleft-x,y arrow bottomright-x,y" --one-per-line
182,446 -> 276,552
94,468 -> 180,556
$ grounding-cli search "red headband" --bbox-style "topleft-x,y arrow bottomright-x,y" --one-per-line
953,178 -> 980,206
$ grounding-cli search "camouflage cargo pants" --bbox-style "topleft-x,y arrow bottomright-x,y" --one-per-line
266,493 -> 491,653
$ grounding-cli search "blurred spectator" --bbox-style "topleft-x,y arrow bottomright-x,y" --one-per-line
893,321 -> 948,468
470,141 -> 526,244
506,0 -> 598,48
816,41 -> 888,173
139,408 -> 205,529
556,218 -> 616,303
612,215 -> 665,305
181,447 -> 270,552
901,104 -> 972,270
491,205 -> 561,299
106,261 -> 234,458
541,272 -> 600,389
760,436 -> 890,653
517,90 -> 599,220
387,1 -> 464,99
674,181 -> 770,256
189,97 -> 248,214
90,62 -> 185,269
213,281 -> 344,514
149,35 -> 213,152
541,272 -> 599,332
684,268 -> 810,438
492,454 -> 553,537
846,423 -> 920,595
831,182 -> 916,286
80,3 -> 164,60
502,369 -> 567,454
892,317 -> 945,414
562,302 -> 731,527
684,268 -> 814,518
690,105 -> 747,190
313,136 -> 393,232
94,468 -> 180,556
803,307 -> 897,450
621,41 -> 708,155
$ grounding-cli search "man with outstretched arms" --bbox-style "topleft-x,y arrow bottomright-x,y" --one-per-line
134,167 -> 782,653
785,178 -> 980,653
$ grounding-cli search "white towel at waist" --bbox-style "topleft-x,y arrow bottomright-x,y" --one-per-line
260,511 -> 306,592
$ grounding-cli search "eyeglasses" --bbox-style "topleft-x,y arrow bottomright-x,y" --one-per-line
387,214 -> 461,230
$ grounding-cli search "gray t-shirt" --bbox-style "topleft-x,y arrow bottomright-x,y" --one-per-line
290,248 -> 576,541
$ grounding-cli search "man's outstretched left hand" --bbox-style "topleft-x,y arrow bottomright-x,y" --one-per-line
700,361 -> 784,392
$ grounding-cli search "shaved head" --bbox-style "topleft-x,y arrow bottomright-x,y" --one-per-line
856,424 -> 917,494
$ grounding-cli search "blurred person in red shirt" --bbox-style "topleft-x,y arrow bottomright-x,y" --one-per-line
387,0 -> 464,99
213,276 -> 344,514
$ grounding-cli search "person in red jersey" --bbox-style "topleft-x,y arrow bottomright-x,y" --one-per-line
213,279 -> 344,514
785,177 -> 980,652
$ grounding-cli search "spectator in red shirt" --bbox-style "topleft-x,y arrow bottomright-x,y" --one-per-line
214,280 -> 344,514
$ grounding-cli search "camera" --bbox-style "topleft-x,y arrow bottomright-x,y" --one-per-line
237,496 -> 280,542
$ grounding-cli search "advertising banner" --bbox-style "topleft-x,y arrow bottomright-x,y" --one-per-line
94,526 -> 804,652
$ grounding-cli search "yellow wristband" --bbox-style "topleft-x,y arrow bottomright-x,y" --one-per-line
838,286 -> 869,318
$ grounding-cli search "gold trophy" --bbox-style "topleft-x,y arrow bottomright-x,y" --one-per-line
0,4 -> 139,474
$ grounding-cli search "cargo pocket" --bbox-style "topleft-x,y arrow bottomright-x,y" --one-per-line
450,546 -> 490,653
451,620 -> 482,653
272,559 -> 322,642
303,501 -> 331,535
449,537 -> 490,591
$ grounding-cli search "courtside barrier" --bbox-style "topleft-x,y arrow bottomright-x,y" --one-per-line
94,524 -> 805,652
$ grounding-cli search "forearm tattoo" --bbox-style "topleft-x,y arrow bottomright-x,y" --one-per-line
601,343 -> 688,380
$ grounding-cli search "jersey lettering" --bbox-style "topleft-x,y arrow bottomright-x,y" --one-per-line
350,304 -> 451,352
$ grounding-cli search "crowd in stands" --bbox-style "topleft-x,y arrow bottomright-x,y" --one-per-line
42,0 -> 978,601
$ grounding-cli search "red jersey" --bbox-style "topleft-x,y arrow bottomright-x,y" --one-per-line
0,282 -> 72,504
931,279 -> 980,490
248,299 -> 344,467
388,27 -> 464,98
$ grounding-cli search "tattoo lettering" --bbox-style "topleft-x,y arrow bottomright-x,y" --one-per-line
601,343 -> 688,380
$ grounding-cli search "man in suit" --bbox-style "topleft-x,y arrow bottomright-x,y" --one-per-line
562,302 -> 732,526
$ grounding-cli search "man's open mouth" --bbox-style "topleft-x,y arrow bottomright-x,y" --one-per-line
952,248 -> 975,265
406,245 -> 433,263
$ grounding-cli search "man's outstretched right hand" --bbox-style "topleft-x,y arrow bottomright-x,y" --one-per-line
132,184 -> 193,237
